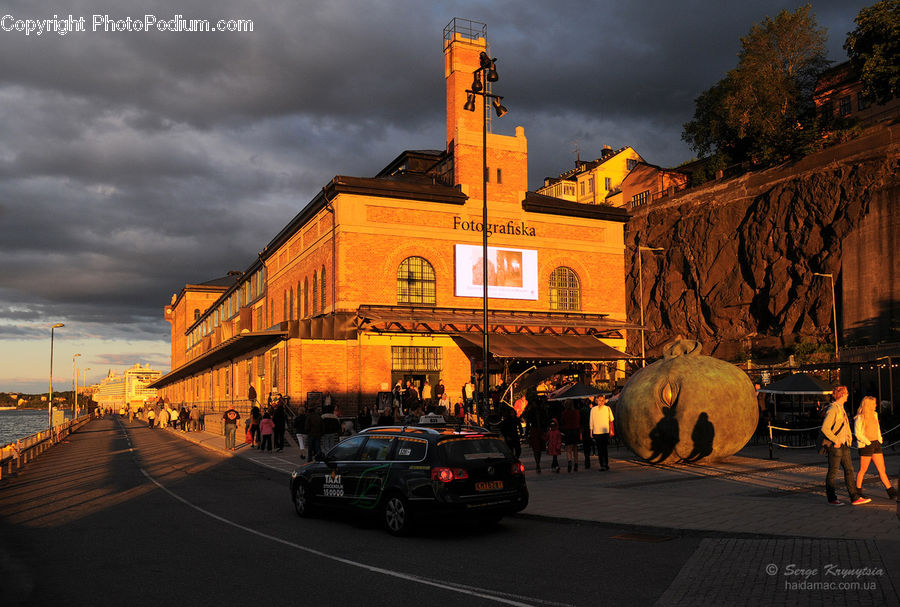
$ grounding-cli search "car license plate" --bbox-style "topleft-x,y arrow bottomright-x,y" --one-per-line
475,480 -> 504,491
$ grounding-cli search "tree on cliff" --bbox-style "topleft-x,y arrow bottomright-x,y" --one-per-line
683,5 -> 829,168
845,0 -> 900,105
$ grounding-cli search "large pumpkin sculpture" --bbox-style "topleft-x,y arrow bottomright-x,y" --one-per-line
618,338 -> 758,463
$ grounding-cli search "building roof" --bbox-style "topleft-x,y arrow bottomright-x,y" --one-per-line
522,191 -> 629,223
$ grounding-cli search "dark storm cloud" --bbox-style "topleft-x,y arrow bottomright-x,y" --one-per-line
0,0 -> 871,362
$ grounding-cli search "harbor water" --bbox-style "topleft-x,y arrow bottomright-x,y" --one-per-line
0,409 -> 74,447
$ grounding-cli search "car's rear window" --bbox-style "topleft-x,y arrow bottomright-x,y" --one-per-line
438,437 -> 513,466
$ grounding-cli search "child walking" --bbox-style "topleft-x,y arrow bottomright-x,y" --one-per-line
547,420 -> 562,473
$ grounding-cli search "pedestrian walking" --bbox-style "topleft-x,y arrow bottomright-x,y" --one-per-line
854,395 -> 897,500
590,395 -> 615,471
561,401 -> 581,472
579,399 -> 592,469
499,405 -> 521,459
189,405 -> 201,432
293,406 -> 308,460
147,407 -> 156,429
273,398 -> 286,452
320,405 -> 341,454
222,407 -> 240,450
822,386 -> 870,506
547,420 -> 562,473
304,406 -> 323,460
249,405 -> 261,448
357,406 -> 373,431
524,398 -> 547,473
259,413 -> 275,452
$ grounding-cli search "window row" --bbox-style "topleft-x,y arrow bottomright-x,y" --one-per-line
397,256 -> 581,311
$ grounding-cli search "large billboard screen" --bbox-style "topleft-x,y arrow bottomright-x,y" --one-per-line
455,244 -> 538,300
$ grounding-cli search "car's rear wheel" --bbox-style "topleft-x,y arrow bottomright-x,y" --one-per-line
383,493 -> 413,536
293,481 -> 314,517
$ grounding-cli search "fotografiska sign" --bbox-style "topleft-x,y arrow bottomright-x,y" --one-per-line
453,216 -> 536,237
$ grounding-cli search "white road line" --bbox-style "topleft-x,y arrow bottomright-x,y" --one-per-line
139,468 -> 566,607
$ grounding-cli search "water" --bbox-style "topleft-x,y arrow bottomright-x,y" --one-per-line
0,409 -> 74,447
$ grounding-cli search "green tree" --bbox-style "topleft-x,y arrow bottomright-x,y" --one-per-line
845,0 -> 900,105
683,5 -> 829,166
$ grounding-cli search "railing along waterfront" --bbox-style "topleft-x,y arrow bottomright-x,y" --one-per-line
0,414 -> 92,480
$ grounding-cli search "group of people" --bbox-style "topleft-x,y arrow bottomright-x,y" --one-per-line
145,398 -> 203,432
516,394 -> 615,474
821,385 -> 897,506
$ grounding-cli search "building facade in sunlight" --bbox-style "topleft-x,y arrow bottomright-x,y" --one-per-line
151,20 -> 635,414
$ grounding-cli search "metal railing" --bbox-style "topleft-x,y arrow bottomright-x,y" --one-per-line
0,414 -> 92,480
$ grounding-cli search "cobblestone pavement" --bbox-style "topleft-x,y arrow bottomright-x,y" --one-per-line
160,422 -> 900,606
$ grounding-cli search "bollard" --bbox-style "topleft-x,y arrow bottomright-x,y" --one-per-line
767,422 -> 774,460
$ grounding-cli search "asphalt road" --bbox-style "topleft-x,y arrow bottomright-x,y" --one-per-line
0,418 -> 701,607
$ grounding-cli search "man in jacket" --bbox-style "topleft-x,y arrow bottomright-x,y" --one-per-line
822,386 -> 870,506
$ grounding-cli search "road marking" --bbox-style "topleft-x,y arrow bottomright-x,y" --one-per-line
139,467 -> 566,607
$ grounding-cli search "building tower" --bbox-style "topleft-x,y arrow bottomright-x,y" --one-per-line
443,19 -> 528,207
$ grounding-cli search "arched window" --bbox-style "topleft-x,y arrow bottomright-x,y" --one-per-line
303,278 -> 309,317
288,287 -> 294,321
397,257 -> 436,305
312,271 -> 318,315
321,265 -> 327,312
549,266 -> 580,311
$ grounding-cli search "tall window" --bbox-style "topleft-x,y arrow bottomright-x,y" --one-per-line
397,256 -> 436,305
321,265 -> 327,312
193,309 -> 201,322
297,281 -> 301,319
549,266 -> 581,311
312,272 -> 318,315
303,278 -> 309,317
289,287 -> 294,321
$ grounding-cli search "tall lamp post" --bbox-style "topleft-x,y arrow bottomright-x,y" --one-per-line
637,246 -> 664,367
813,272 -> 839,360
72,353 -> 81,419
463,50 -> 507,422
48,322 -> 65,429
82,368 -> 91,418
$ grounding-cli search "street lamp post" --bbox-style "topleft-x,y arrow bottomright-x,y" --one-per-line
813,272 -> 839,360
637,247 -> 664,367
463,50 -> 507,423
48,323 -> 65,429
72,353 -> 81,418
82,368 -> 91,418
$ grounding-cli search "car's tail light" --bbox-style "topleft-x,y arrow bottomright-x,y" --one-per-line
431,467 -> 469,482
511,461 -> 525,475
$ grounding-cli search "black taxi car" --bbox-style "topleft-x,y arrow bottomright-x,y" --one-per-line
289,420 -> 528,535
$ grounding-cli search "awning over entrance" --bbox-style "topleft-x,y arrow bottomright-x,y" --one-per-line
455,333 -> 631,361
149,329 -> 288,389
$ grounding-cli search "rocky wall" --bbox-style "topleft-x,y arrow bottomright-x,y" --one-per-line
626,123 -> 900,361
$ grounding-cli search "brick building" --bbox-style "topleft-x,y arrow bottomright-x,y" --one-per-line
151,20 -> 635,416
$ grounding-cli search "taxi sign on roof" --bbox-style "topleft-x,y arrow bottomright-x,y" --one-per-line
418,414 -> 445,424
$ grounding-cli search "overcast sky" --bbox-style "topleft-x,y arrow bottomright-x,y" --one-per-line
0,0 -> 871,392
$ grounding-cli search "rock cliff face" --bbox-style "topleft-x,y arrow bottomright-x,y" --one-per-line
625,124 -> 900,361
